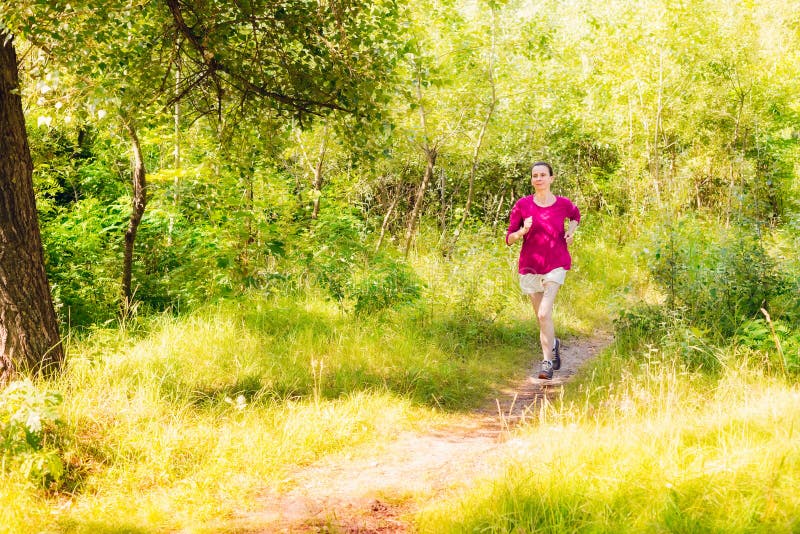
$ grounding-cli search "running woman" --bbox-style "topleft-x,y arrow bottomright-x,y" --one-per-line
506,161 -> 580,379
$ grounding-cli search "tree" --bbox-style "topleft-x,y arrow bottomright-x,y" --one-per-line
5,0 -> 403,314
0,31 -> 63,384
163,0 -> 401,119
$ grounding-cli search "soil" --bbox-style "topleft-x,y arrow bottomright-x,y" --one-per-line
233,334 -> 612,533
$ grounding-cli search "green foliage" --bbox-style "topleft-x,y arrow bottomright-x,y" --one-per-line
350,255 -> 422,315
42,197 -> 126,326
306,209 -> 423,314
736,318 -> 800,375
0,380 -> 64,487
614,304 -> 674,353
614,304 -> 719,372
648,218 -> 789,338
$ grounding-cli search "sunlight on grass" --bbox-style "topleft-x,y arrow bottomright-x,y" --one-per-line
2,277 -> 536,533
14,206 -> 784,534
416,347 -> 800,533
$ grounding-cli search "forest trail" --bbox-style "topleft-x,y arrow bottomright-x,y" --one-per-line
234,334 -> 612,533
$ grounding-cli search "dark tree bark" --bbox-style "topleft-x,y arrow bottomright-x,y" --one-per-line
121,118 -> 147,311
0,33 -> 63,384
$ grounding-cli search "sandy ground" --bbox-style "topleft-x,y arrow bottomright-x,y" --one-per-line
233,334 -> 612,533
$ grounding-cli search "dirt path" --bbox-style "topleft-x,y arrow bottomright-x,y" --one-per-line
234,334 -> 611,533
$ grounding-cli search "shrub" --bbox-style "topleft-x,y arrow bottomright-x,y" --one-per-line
0,380 -> 64,487
614,304 -> 673,354
614,304 -> 718,371
351,255 -> 422,315
306,210 -> 422,314
648,220 -> 789,338
736,318 -> 800,375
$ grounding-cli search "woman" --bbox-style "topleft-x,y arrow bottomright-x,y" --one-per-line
506,162 -> 580,379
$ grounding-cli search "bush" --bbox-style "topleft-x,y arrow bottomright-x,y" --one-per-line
0,380 -> 64,487
648,219 -> 789,338
614,304 -> 673,354
42,197 -> 126,326
614,304 -> 719,371
306,210 -> 422,314
735,318 -> 800,375
351,255 -> 422,315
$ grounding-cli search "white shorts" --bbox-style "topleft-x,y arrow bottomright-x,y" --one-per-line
519,267 -> 567,294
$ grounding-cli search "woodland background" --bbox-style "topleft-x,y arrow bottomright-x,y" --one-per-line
1,0 -> 799,531
5,0 -> 799,330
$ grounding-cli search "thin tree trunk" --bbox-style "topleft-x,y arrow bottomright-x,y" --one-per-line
651,48 -> 663,208
246,164 -> 255,245
404,149 -> 436,257
454,99 -> 494,241
438,167 -> 447,234
404,74 -> 436,258
121,118 -> 147,312
295,124 -> 329,220
174,70 -> 181,169
311,132 -> 328,220
0,33 -> 63,383
491,193 -> 505,232
726,88 -> 746,226
454,8 -> 497,245
168,69 -> 180,245
375,189 -> 400,252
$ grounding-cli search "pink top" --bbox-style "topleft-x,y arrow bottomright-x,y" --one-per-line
505,196 -> 581,274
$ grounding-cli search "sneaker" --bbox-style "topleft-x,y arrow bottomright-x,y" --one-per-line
552,338 -> 561,370
538,359 -> 554,380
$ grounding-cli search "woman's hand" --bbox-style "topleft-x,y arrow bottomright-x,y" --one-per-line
565,221 -> 578,246
507,216 -> 533,245
519,216 -> 533,235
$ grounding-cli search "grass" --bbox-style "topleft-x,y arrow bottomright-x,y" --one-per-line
7,216 -> 796,532
0,231 -> 548,534
415,344 -> 800,533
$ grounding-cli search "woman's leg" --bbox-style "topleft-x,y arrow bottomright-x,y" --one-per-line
529,282 -> 560,361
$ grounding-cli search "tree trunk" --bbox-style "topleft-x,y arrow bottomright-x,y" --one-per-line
0,33 -> 63,384
295,125 -> 329,220
121,118 -> 147,312
454,97 -> 494,243
491,192 -> 505,232
438,167 -> 447,235
168,68 -> 180,245
311,127 -> 328,220
376,189 -> 400,252
454,8 -> 497,245
404,149 -> 437,257
650,48 -> 663,208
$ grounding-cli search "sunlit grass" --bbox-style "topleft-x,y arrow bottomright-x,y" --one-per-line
50,389 -> 424,533
2,275 -> 538,533
1,205 -> 792,534
415,345 -> 800,533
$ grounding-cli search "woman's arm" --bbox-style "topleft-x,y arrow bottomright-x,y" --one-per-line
565,219 -> 578,245
507,217 -> 533,245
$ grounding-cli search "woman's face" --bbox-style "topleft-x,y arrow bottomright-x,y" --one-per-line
531,164 -> 554,192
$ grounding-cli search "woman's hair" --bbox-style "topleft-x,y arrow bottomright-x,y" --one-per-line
532,161 -> 553,176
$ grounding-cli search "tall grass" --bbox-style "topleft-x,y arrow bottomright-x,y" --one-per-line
415,342 -> 800,533
0,217 -> 668,532
0,246 -> 544,533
